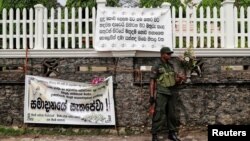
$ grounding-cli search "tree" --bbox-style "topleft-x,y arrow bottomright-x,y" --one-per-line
65,0 -> 119,8
235,0 -> 250,8
0,0 -> 57,11
139,0 -> 183,8
107,0 -> 119,7
197,0 -> 223,8
66,0 -> 96,8
197,0 -> 250,8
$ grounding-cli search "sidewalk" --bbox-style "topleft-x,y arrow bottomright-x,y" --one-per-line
0,130 -> 207,141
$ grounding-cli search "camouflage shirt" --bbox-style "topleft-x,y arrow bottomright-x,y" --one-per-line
150,60 -> 175,95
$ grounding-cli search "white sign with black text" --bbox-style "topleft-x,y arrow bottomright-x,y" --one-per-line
95,6 -> 172,51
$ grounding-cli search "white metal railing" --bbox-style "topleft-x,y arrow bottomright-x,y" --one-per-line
0,0 -> 249,54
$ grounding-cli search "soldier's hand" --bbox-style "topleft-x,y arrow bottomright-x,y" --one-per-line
149,105 -> 155,116
176,73 -> 187,84
179,75 -> 187,81
149,96 -> 155,105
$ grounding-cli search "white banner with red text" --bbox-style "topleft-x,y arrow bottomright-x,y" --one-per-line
24,75 -> 115,125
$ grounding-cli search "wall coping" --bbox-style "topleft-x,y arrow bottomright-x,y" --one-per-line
1,48 -> 250,58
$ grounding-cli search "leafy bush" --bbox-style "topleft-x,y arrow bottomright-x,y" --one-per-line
140,0 -> 183,8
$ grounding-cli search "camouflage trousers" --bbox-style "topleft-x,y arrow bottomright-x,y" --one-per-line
151,92 -> 178,134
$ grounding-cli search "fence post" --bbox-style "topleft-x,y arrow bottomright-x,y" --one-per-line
161,2 -> 173,49
34,4 -> 44,49
222,0 -> 235,48
161,2 -> 171,10
96,0 -> 106,49
96,0 -> 107,8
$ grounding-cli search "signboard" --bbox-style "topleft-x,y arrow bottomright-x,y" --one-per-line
95,7 -> 172,51
24,75 -> 115,125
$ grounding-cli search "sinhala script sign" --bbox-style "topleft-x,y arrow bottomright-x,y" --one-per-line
24,75 -> 115,125
95,7 -> 172,51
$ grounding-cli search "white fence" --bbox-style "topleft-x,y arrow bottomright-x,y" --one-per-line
0,0 -> 250,57
0,4 -> 96,50
173,4 -> 250,49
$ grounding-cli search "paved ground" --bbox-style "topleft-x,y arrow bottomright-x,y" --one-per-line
0,130 -> 207,141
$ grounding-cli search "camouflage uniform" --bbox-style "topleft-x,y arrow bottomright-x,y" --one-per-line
150,60 -> 178,134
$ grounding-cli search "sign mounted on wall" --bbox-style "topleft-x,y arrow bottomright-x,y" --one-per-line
24,75 -> 115,125
94,7 -> 172,51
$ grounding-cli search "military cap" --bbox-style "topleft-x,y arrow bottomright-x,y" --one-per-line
160,47 -> 173,54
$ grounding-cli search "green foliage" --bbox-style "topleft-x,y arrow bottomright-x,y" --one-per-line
40,0 -> 58,8
0,0 -> 57,11
139,0 -> 163,8
0,125 -> 126,136
139,0 -> 183,8
107,0 -> 119,7
197,0 -> 223,8
66,0 -> 119,8
179,47 -> 197,71
66,0 -> 96,8
197,0 -> 250,8
0,126 -> 26,136
235,0 -> 250,8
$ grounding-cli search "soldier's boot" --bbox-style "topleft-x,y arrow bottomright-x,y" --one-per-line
168,131 -> 181,141
152,133 -> 159,141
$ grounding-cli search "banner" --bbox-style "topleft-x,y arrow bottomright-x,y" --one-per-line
94,7 -> 172,51
24,75 -> 115,125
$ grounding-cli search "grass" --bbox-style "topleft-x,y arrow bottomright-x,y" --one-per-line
0,125 -> 119,137
0,126 -> 26,136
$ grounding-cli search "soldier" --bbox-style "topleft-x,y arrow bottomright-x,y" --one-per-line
149,47 -> 186,141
